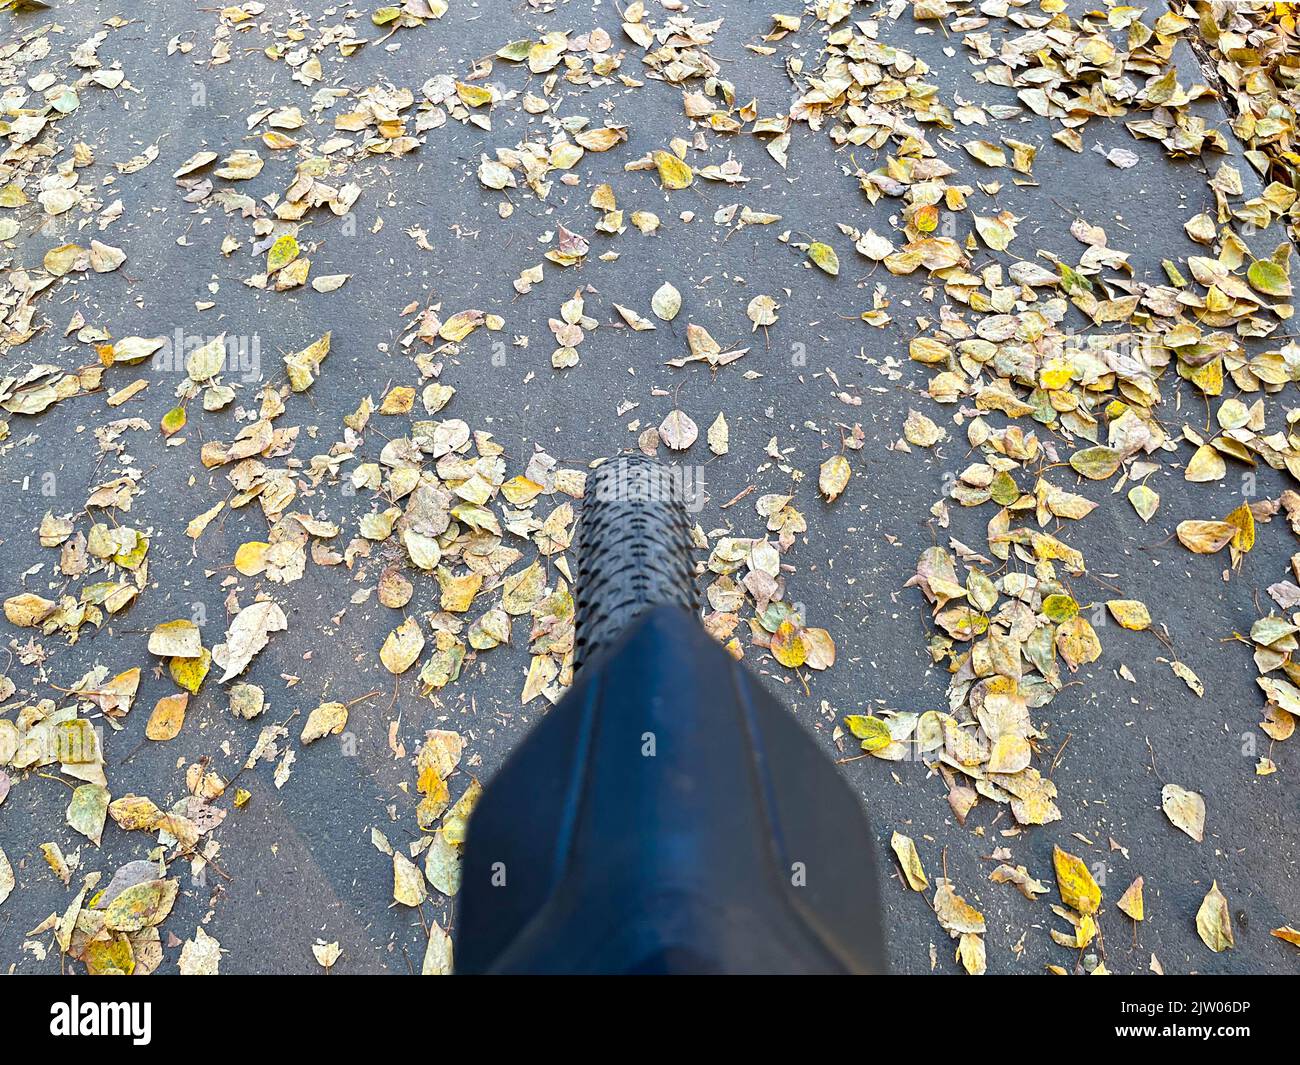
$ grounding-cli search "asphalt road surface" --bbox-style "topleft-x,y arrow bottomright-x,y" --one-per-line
0,0 -> 1295,974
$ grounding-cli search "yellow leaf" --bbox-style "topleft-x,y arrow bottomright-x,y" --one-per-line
1161,783 -> 1206,842
845,714 -> 891,752
964,139 -> 1006,166
496,39 -> 532,61
108,794 -> 162,832
274,256 -> 309,289
4,592 -> 55,627
1247,258 -> 1291,298
283,332 -> 331,392
1053,844 -> 1101,915
770,620 -> 806,668
1069,445 -> 1122,480
1038,357 -> 1072,390
312,940 -> 343,969
1195,881 -> 1235,952
0,183 -> 29,207
160,405 -> 186,437
890,831 -> 929,891
266,233 -> 299,273
957,932 -> 986,975
84,933 -> 135,976
1170,659 -> 1204,697
1106,599 -> 1151,630
1117,876 -> 1145,921
1176,519 -> 1235,554
575,125 -> 626,151
501,476 -> 544,505
1055,616 -> 1101,671
66,783 -> 109,845
651,282 -> 681,320
990,863 -> 1049,899
439,309 -> 485,342
44,243 -> 86,276
1042,593 -> 1078,623
301,701 -> 348,744
148,618 -> 202,658
438,568 -> 483,613
987,734 -> 1031,774
819,455 -> 851,501
145,694 -> 188,740
187,500 -> 225,539
1185,444 -> 1226,483
169,648 -> 211,694
707,412 -> 729,455
379,386 -> 416,414
903,409 -> 945,447
234,541 -> 271,576
104,879 -> 178,932
501,561 -> 544,615
393,851 -> 427,907
380,617 -> 425,674
653,150 -> 693,190
1224,501 -> 1255,556
807,241 -> 839,276
262,130 -> 298,150
456,82 -> 494,108
934,879 -> 986,935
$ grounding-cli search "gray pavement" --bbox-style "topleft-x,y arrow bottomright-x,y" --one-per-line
0,0 -> 1295,974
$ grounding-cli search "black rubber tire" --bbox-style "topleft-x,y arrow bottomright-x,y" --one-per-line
574,455 -> 698,672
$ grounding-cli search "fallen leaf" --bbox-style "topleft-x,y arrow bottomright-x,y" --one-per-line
1117,876 -> 1145,921
934,879 -> 986,936
707,412 -> 729,455
653,150 -> 693,190
148,619 -> 202,659
422,920 -> 453,974
1177,519 -> 1236,554
1069,446 -> 1121,480
301,701 -> 348,744
213,600 -> 288,682
312,940 -> 342,970
66,783 -> 109,846
1169,659 -> 1205,697
770,620 -> 806,668
651,282 -> 681,321
819,455 -> 851,502
990,864 -> 1049,899
1053,845 -> 1101,915
957,932 -> 986,975
1195,881 -> 1234,952
178,926 -> 222,974
807,241 -> 839,276
393,851 -> 427,907
1106,600 -> 1151,630
0,846 -> 13,907
104,879 -> 178,932
890,832 -> 929,891
658,409 -> 698,451
1128,485 -> 1160,522
1161,784 -> 1206,842
381,617 -> 425,674
145,694 -> 189,741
